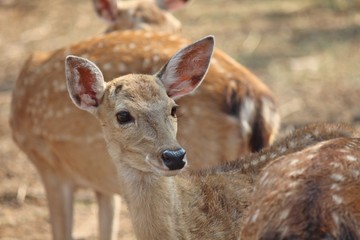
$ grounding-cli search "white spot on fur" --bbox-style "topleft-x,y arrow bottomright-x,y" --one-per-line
306,154 -> 315,160
251,159 -> 259,166
250,209 -> 260,223
279,209 -> 290,220
143,45 -> 151,52
346,155 -> 357,162
339,149 -> 349,153
332,194 -> 343,205
288,181 -> 299,188
128,43 -> 136,49
103,63 -> 112,70
270,152 -> 277,159
278,146 -> 287,154
352,170 -> 360,177
330,173 -> 345,182
143,58 -> 151,68
243,163 -> 249,170
330,162 -> 341,168
332,212 -> 339,225
113,45 -> 123,52
288,141 -> 296,148
259,171 -> 269,185
289,168 -> 305,178
330,184 -> 341,191
152,55 -> 160,62
118,63 -> 127,73
259,155 -> 267,162
304,134 -> 312,140
289,159 -> 299,166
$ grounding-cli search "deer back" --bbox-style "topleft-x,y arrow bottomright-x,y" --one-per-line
240,133 -> 360,239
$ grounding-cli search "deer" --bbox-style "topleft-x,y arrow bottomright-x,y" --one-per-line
65,35 -> 360,240
239,135 -> 360,239
93,0 -> 189,33
10,24 -> 280,240
10,1 -> 279,239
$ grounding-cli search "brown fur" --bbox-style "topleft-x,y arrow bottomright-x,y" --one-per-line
240,128 -> 360,239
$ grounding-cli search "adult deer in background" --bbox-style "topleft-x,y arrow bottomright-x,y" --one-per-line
10,0 -> 279,239
11,34 -> 278,240
65,36 -> 360,239
93,0 -> 189,33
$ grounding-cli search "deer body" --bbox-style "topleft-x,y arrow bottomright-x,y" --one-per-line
11,1 -> 278,239
64,36 -> 360,240
11,30 -> 278,189
240,136 -> 360,239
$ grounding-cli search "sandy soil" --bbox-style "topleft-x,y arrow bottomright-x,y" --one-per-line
0,0 -> 360,239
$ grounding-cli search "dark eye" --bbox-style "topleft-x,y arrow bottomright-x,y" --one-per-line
116,111 -> 134,124
171,106 -> 178,117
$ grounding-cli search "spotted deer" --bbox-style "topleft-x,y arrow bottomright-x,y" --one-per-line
93,0 -> 189,33
11,29 -> 279,240
65,36 -> 360,240
11,1 -> 279,239
239,127 -> 360,239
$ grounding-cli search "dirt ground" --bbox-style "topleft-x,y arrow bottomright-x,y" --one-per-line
0,0 -> 360,239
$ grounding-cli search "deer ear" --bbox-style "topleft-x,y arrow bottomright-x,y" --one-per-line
92,0 -> 118,23
65,55 -> 106,113
157,35 -> 214,99
156,0 -> 190,11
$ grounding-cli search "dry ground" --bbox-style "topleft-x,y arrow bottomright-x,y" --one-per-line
0,0 -> 360,239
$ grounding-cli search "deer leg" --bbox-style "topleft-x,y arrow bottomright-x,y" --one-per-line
96,192 -> 121,240
40,169 -> 75,240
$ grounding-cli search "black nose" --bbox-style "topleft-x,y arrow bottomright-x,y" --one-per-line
161,148 -> 186,170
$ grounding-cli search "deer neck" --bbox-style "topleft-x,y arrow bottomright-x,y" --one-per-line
117,162 -> 189,240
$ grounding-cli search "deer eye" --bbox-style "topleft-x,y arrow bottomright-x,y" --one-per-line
171,106 -> 178,118
116,111 -> 134,124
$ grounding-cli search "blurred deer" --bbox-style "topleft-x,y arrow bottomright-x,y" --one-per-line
10,0 -> 279,239
93,0 -> 189,33
65,36 -> 360,239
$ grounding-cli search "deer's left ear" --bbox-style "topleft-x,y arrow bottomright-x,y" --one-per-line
156,35 -> 214,100
65,55 -> 106,114
92,0 -> 118,23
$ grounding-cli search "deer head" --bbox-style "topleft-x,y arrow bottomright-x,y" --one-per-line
65,35 -> 214,176
93,0 -> 189,33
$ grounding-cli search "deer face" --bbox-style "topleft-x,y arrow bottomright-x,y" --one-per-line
65,36 -> 214,176
97,75 -> 185,176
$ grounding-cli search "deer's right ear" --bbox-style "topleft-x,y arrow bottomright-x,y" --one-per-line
65,55 -> 106,113
92,0 -> 118,23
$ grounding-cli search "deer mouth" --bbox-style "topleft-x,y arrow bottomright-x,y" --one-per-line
145,155 -> 186,177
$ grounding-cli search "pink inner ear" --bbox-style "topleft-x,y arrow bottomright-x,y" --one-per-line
171,43 -> 210,87
77,67 -> 99,106
162,0 -> 188,11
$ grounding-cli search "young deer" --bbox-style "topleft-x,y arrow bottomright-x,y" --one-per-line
65,36 -> 360,240
93,0 -> 189,33
239,128 -> 360,239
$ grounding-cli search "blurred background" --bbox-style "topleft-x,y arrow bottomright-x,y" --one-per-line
0,0 -> 360,239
